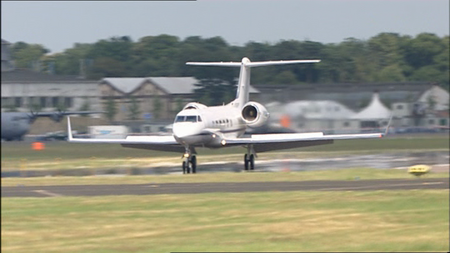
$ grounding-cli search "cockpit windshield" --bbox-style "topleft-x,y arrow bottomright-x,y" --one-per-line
175,115 -> 201,123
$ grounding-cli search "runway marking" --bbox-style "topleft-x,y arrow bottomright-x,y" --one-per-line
421,182 -> 444,185
33,190 -> 63,197
316,182 -> 445,191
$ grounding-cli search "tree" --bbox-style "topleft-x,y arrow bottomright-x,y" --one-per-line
89,57 -> 127,79
11,42 -> 49,69
376,64 -> 406,82
54,43 -> 93,75
152,95 -> 162,120
174,98 -> 184,113
104,98 -> 117,123
78,97 -> 91,117
23,32 -> 449,89
194,79 -> 236,106
127,97 -> 141,120
272,70 -> 298,84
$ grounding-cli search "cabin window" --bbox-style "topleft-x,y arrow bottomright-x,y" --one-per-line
186,116 -> 197,122
197,116 -> 202,122
175,116 -> 185,122
176,115 -> 198,122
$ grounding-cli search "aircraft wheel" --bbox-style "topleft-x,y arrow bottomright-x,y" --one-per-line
190,156 -> 197,174
249,154 -> 255,170
186,162 -> 191,174
244,154 -> 249,171
182,161 -> 187,174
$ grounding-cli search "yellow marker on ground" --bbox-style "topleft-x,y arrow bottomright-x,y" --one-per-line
408,164 -> 431,177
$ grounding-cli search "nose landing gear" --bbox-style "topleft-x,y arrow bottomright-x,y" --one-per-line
182,147 -> 197,174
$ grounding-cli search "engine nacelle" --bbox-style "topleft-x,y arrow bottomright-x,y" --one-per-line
241,102 -> 270,128
183,102 -> 207,110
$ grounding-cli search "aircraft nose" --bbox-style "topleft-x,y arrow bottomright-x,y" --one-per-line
173,123 -> 192,139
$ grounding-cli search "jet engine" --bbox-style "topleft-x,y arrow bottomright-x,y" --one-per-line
241,102 -> 270,128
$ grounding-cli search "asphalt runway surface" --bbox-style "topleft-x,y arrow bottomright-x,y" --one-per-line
2,178 -> 448,198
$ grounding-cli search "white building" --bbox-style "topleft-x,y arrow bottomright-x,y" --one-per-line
1,69 -> 101,113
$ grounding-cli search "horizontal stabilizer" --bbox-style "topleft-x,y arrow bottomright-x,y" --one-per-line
186,62 -> 241,67
186,58 -> 320,68
246,59 -> 320,67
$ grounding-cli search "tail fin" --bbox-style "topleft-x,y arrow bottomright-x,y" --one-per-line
186,57 -> 320,108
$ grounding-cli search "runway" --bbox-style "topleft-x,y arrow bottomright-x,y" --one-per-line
2,178 -> 448,197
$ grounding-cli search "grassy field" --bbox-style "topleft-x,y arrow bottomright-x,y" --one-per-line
2,190 -> 448,253
1,168 -> 449,186
1,133 -> 449,171
2,134 -> 449,252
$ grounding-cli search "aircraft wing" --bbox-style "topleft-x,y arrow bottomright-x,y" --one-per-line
224,132 -> 384,152
66,117 -> 184,152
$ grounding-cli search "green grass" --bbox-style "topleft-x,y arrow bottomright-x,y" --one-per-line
1,133 -> 449,171
2,190 -> 449,252
1,168 -> 448,186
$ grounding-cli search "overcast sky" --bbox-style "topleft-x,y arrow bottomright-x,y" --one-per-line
2,0 -> 449,54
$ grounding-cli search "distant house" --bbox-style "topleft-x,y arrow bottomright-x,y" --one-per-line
1,69 -> 100,113
99,77 -> 198,121
267,100 -> 359,134
257,82 -> 449,132
99,77 -> 260,121
255,82 -> 443,110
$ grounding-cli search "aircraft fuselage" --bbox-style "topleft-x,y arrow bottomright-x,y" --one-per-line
1,112 -> 31,141
172,103 -> 246,148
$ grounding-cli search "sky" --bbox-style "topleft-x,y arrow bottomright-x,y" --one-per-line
1,0 -> 449,54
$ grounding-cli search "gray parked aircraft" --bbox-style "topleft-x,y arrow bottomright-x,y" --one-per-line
1,110 -> 101,141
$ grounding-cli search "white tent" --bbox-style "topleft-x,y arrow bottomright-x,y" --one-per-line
352,93 -> 391,120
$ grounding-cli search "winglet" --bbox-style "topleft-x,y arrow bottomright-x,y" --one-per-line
67,116 -> 73,141
384,114 -> 393,136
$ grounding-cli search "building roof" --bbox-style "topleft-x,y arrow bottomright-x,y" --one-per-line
101,78 -> 146,94
351,93 -> 391,120
1,68 -> 94,82
148,77 -> 198,95
417,85 -> 449,110
255,82 -> 436,110
100,77 -> 260,95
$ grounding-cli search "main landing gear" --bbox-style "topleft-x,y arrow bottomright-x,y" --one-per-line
182,147 -> 197,174
244,144 -> 256,171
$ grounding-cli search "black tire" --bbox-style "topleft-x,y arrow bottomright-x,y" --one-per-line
244,154 -> 249,170
190,156 -> 197,174
249,154 -> 255,170
182,161 -> 187,174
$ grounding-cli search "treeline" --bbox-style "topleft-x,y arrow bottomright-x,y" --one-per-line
10,33 -> 449,90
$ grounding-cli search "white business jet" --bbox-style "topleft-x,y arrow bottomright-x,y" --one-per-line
67,57 -> 386,174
